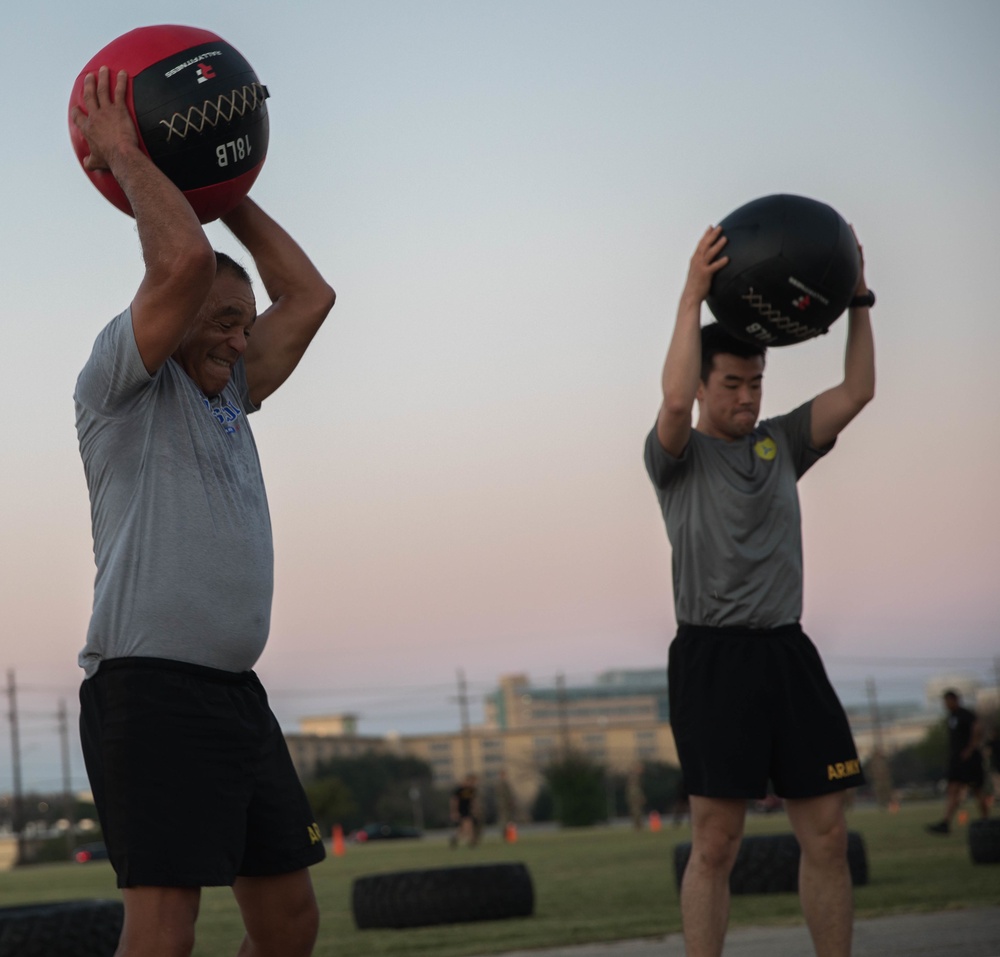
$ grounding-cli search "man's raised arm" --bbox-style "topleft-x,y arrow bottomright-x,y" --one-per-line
71,66 -> 216,372
222,199 -> 336,405
810,234 -> 876,448
655,226 -> 729,457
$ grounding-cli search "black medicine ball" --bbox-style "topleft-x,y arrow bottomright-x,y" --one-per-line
706,194 -> 860,347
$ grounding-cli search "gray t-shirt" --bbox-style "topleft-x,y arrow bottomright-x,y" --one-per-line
75,309 -> 273,677
644,401 -> 829,629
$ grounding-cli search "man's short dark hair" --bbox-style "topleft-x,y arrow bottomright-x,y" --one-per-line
700,322 -> 767,383
214,250 -> 252,286
942,689 -> 960,701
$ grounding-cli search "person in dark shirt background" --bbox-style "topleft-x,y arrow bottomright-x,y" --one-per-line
927,689 -> 989,834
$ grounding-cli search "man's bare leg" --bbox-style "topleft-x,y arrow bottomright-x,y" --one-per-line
680,796 -> 746,957
116,886 -> 200,957
233,869 -> 319,957
787,791 -> 853,957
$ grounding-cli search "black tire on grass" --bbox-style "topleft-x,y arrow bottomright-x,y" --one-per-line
969,819 -> 1000,864
352,862 -> 534,929
673,831 -> 868,895
0,899 -> 123,957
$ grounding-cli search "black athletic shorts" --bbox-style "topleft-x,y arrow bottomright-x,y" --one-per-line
668,623 -> 864,800
947,752 -> 985,788
79,657 -> 326,888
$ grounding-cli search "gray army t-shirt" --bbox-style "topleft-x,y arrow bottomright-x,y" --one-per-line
644,401 -> 829,629
75,309 -> 273,677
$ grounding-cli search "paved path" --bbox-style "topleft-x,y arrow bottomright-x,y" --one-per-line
490,907 -> 1000,957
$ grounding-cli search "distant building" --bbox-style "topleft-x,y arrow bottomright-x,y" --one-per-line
285,712 -> 389,780
285,671 -> 677,813
844,701 -> 937,761
284,668 -> 985,811
484,670 -> 668,731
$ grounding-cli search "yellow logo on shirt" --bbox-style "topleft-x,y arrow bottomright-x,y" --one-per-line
754,438 -> 777,461
307,823 -> 322,844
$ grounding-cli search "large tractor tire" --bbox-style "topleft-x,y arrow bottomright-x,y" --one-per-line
673,831 -> 868,895
352,862 -> 534,929
969,819 -> 1000,864
0,899 -> 123,957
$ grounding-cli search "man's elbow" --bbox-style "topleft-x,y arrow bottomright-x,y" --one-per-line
844,375 -> 876,413
661,391 -> 694,422
855,381 -> 876,409
320,282 -> 337,317
309,281 -> 337,326
155,243 -> 217,297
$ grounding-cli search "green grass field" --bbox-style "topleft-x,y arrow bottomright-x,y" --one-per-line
1,801 -> 996,956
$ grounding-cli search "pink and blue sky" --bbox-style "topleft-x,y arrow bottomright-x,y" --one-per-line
1,0 -> 997,790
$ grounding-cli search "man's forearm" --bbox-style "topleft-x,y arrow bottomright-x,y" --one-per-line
841,308 -> 876,407
221,198 -> 331,307
661,293 -> 703,413
112,143 -> 211,274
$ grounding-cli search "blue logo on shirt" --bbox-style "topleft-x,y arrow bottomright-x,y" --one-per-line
203,398 -> 243,435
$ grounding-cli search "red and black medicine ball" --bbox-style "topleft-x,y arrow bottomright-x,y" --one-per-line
69,25 -> 269,223
706,194 -> 860,347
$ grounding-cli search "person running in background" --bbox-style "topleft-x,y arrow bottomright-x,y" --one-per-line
450,773 -> 481,847
927,690 -> 989,834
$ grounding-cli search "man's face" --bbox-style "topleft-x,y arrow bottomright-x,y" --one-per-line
696,353 -> 765,441
173,270 -> 256,398
943,695 -> 959,714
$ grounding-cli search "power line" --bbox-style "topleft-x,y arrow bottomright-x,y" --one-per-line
823,655 -> 994,665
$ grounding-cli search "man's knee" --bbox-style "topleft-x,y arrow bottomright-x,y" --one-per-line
119,887 -> 200,957
688,797 -> 746,875
690,823 -> 744,874
791,798 -> 849,867
261,883 -> 319,946
805,821 -> 848,868
235,871 -> 319,956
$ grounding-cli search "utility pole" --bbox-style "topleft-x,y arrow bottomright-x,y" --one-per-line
556,673 -> 571,759
456,669 -> 474,776
866,677 -> 885,755
58,700 -> 76,858
866,677 -> 893,808
6,670 -> 25,863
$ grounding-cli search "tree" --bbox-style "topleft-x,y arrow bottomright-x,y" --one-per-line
885,722 -> 948,786
639,761 -> 684,814
304,777 -> 356,832
311,752 -> 439,830
531,785 -> 555,823
543,753 -> 607,827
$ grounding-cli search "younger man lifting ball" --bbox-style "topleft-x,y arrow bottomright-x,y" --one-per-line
645,225 -> 875,957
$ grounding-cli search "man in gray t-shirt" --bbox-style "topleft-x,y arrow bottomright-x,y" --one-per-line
645,226 -> 875,957
72,65 -> 336,956
76,308 -> 274,676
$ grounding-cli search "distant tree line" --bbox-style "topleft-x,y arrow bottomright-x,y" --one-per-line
531,756 -> 685,826
305,753 -> 453,832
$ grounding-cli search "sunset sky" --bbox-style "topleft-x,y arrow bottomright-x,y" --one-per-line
1,0 -> 997,791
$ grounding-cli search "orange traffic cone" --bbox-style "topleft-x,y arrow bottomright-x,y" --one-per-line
649,811 -> 662,832
957,810 -> 969,826
332,824 -> 345,856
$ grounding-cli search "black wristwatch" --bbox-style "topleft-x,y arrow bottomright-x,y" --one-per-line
849,290 -> 875,309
